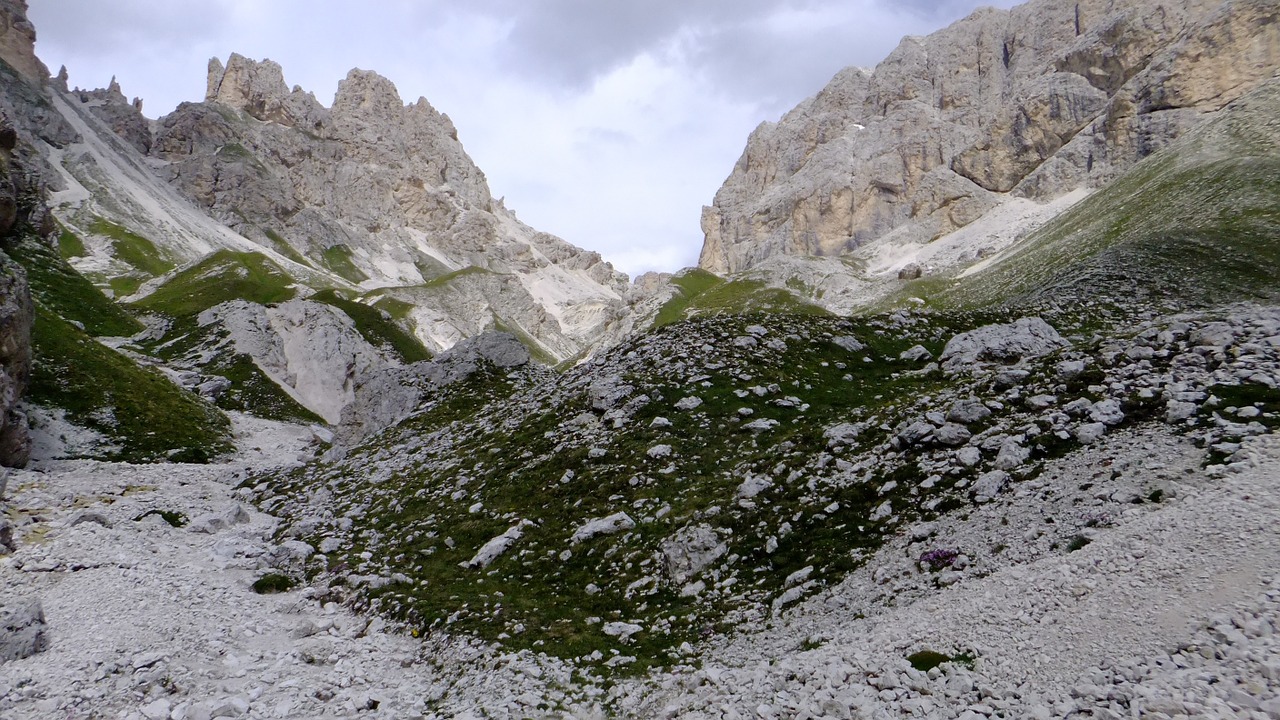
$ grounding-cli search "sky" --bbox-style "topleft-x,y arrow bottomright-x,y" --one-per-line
28,0 -> 1018,278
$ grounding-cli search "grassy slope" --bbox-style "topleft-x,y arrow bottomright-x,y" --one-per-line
259,310 -> 1012,669
9,233 -> 232,462
654,269 -> 829,328
310,289 -> 432,364
932,80 -> 1280,318
131,250 -> 324,424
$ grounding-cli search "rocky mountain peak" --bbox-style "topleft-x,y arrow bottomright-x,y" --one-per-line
700,0 -> 1279,275
331,68 -> 405,121
206,53 -> 325,128
0,0 -> 45,83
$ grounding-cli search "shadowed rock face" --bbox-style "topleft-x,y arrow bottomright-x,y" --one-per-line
700,0 -> 1280,275
0,122 -> 37,468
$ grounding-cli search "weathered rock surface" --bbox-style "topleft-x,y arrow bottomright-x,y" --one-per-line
700,0 -> 1279,274
0,120 -> 38,467
940,316 -> 1069,373
337,331 -> 533,443
0,599 -> 46,662
151,55 -> 633,361
0,0 -> 46,83
196,299 -> 398,425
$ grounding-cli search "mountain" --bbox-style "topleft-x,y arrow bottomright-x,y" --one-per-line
699,0 -> 1278,280
1,0 -> 1280,717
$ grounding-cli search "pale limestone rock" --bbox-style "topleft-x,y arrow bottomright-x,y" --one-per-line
700,0 -> 1278,275
157,56 -> 631,362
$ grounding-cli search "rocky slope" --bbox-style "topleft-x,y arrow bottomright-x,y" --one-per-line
146,54 -> 632,362
700,0 -> 1279,276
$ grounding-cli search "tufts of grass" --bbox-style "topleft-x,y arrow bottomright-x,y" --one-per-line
251,573 -> 296,594
654,270 -> 829,328
57,224 -> 86,259
28,306 -> 233,463
131,250 -> 297,318
907,650 -> 976,672
89,218 -> 175,277
311,288 -> 431,363
7,235 -> 142,337
133,509 -> 188,527
319,244 -> 369,284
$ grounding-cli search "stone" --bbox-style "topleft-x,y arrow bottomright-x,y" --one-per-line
0,598 -> 47,662
940,318 -> 1069,373
1088,399 -> 1125,426
973,470 -> 1010,503
899,345 -> 933,362
1076,422 -> 1107,444
935,423 -> 972,446
674,396 -> 703,411
570,513 -> 636,544
660,524 -> 728,585
460,520 -> 533,569
947,399 -> 992,424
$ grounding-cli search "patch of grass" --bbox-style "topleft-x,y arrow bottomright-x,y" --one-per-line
133,509 -> 188,527
319,244 -> 369,284
907,650 -> 976,672
28,306 -> 233,463
89,218 -> 175,277
653,270 -> 829,328
263,229 -> 312,268
57,225 -> 86,259
208,353 -> 327,424
311,289 -> 431,363
7,236 -> 142,337
1067,535 -> 1092,552
131,250 -> 297,318
422,266 -> 493,289
251,573 -> 295,594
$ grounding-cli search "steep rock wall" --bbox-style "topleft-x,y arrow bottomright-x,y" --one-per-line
700,0 -> 1279,274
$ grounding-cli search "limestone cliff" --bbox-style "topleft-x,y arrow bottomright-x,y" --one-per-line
700,0 -> 1280,274
0,0 -> 45,84
150,55 -> 632,361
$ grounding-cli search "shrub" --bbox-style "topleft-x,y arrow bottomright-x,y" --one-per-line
251,573 -> 295,594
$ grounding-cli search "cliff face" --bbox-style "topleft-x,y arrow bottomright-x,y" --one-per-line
0,123 -> 39,468
699,0 -> 1280,274
146,54 -> 632,360
0,0 -> 45,84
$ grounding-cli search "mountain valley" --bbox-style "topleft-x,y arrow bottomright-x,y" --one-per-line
0,0 -> 1279,717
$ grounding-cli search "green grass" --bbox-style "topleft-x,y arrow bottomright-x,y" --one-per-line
132,250 -> 297,318
89,218 -> 175,277
319,245 -> 369,284
263,229 -> 313,268
256,311 -> 1002,669
252,573 -> 296,594
7,236 -> 142,337
133,509 -> 188,527
653,270 -> 828,328
932,82 -> 1280,319
28,306 -> 233,463
57,225 -> 86,259
310,289 -> 432,363
907,650 -> 976,672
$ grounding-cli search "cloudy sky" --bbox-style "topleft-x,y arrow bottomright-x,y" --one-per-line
28,0 -> 1017,278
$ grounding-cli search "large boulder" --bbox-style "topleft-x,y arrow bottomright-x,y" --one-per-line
0,599 -> 48,662
940,317 -> 1068,373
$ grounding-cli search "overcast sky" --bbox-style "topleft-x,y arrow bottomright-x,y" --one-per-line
28,0 -> 1017,278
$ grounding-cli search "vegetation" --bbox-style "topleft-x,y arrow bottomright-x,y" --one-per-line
319,244 -> 369,284
27,307 -> 233,462
89,218 -> 175,277
133,509 -> 189,528
907,650 -> 976,672
7,235 -> 142,337
653,269 -> 828,328
251,573 -> 296,594
132,250 -> 297,317
311,288 -> 431,363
